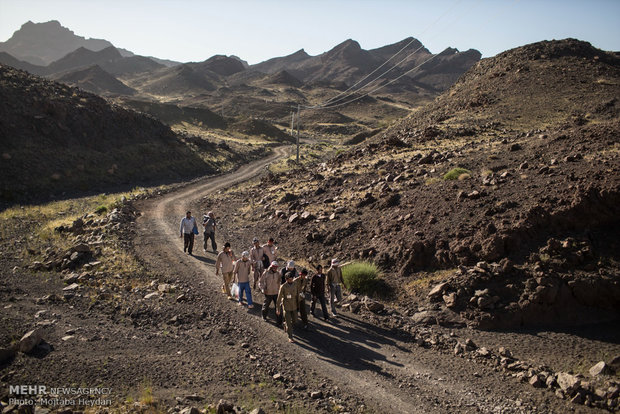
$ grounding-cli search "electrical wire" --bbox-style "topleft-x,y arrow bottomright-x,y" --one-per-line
303,0 -> 518,111
304,0 -> 463,110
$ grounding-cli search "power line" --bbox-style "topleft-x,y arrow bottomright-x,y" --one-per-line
303,0 -> 519,111
306,0 -> 463,110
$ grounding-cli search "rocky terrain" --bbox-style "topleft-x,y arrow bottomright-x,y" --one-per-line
2,148 -> 617,414
1,21 -> 619,413
0,64 -> 266,205
206,39 -> 620,410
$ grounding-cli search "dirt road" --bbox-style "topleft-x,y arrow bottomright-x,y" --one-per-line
130,145 -> 591,413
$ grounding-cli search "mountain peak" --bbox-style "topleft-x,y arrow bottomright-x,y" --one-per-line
0,20 -> 114,65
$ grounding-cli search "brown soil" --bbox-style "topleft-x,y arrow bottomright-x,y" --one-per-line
2,145 -> 612,414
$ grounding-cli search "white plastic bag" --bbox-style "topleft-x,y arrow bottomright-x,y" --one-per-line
231,283 -> 239,300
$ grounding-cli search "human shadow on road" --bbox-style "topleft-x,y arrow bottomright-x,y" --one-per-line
191,255 -> 215,265
337,313 -> 412,353
292,316 -> 405,376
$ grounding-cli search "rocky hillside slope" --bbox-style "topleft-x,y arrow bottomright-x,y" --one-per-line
210,39 -> 620,330
0,64 -> 260,205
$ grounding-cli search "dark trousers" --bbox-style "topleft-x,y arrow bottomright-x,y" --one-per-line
204,231 -> 217,252
311,294 -> 329,319
298,298 -> 308,325
262,294 -> 278,320
183,233 -> 194,254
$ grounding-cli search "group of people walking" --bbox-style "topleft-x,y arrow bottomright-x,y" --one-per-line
180,211 -> 346,343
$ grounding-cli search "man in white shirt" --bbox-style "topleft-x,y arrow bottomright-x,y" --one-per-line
179,211 -> 197,255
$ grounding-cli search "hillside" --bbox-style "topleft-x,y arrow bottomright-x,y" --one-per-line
210,39 -> 620,330
53,64 -> 136,96
0,64 -> 261,204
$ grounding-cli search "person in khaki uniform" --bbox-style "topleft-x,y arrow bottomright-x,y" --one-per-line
276,272 -> 300,343
259,261 -> 280,322
233,251 -> 253,308
262,238 -> 278,264
294,269 -> 309,329
250,237 -> 265,290
327,258 -> 344,316
215,242 -> 236,299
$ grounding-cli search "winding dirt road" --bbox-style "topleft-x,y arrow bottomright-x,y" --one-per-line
132,146 -> 579,413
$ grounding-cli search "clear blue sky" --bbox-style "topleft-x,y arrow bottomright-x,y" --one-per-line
1,0 -> 618,64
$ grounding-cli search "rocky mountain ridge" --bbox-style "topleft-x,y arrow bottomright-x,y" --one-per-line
0,64 -> 262,204
210,39 -> 620,332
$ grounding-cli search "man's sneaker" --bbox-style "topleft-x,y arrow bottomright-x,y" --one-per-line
248,305 -> 254,309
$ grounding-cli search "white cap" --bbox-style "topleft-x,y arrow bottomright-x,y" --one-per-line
287,260 -> 295,268
242,251 -> 249,258
270,261 -> 279,267
331,259 -> 340,265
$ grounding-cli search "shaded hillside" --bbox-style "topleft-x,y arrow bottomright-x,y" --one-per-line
0,64 -> 256,204
0,51 -> 42,74
45,46 -> 123,74
250,49 -> 311,74
190,55 -> 246,77
0,20 -> 113,65
228,118 -> 294,143
119,99 -> 227,129
210,39 -> 620,329
53,65 -> 136,96
129,64 -> 218,95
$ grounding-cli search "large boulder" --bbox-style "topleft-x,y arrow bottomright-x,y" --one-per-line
557,372 -> 581,395
428,282 -> 449,301
589,361 -> 613,377
17,329 -> 43,353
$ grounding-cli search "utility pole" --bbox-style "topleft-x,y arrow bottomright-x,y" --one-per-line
290,110 -> 295,136
296,104 -> 300,163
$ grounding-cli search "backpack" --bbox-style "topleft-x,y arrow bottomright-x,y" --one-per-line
262,252 -> 270,270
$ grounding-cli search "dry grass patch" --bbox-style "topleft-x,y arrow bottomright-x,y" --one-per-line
405,269 -> 456,296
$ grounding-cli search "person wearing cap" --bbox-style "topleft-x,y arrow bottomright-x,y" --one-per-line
327,259 -> 344,316
249,237 -> 265,290
216,242 -> 236,299
276,271 -> 300,343
262,238 -> 278,265
278,260 -> 298,326
234,251 -> 253,308
202,211 -> 217,253
294,269 -> 309,329
259,261 -> 281,323
280,260 -> 299,285
310,264 -> 329,321
179,210 -> 197,255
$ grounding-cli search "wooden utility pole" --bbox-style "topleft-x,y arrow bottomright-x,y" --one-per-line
296,104 -> 300,163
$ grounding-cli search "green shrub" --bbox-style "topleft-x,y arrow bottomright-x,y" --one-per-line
443,167 -> 471,180
342,261 -> 380,295
95,205 -> 108,215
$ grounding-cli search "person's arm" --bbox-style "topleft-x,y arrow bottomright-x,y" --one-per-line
276,286 -> 284,314
233,260 -> 239,283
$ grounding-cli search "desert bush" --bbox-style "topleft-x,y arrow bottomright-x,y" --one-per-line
95,205 -> 108,215
342,261 -> 381,295
443,167 -> 471,180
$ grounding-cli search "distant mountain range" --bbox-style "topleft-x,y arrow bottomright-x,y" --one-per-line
0,20 -> 482,135
0,20 -> 480,92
